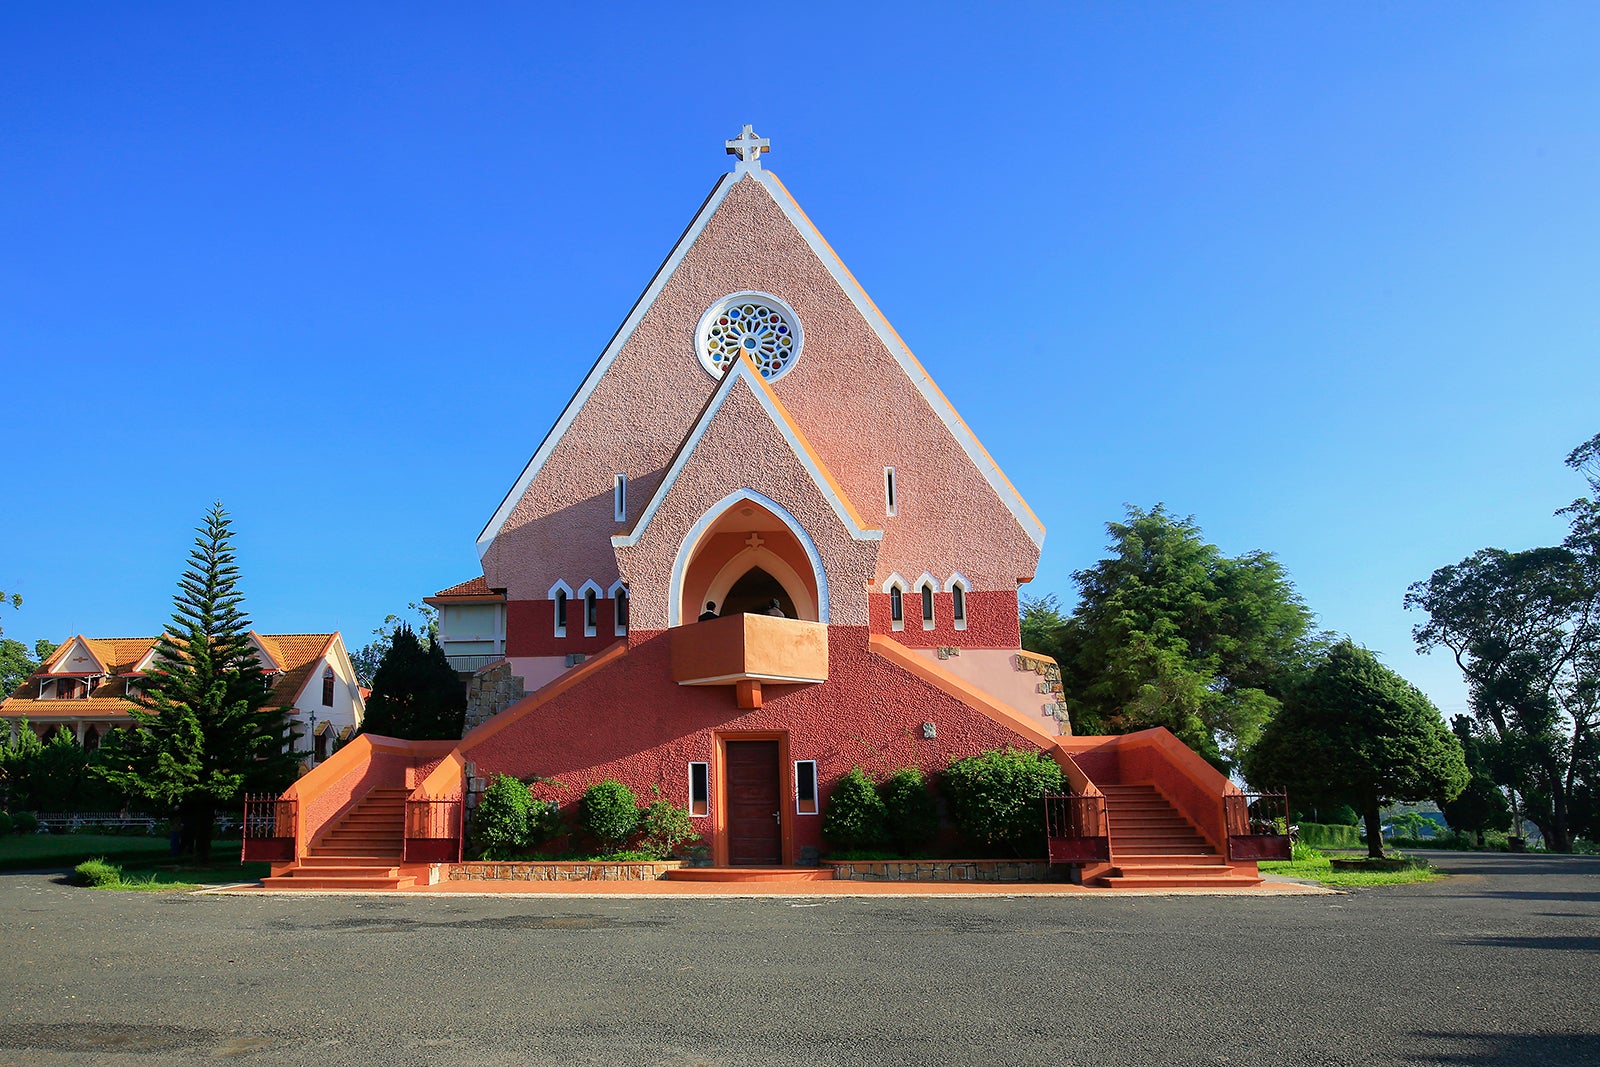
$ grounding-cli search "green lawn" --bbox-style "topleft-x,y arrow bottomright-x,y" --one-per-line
1260,850 -> 1440,887
0,834 -> 257,881
89,857 -> 270,891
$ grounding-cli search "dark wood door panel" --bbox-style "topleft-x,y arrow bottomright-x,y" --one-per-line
726,740 -> 780,865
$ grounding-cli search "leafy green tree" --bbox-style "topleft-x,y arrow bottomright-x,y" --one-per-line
1057,505 -> 1320,767
943,747 -> 1064,856
1019,593 -> 1070,664
1407,436 -> 1599,852
93,504 -> 300,860
0,639 -> 57,696
351,603 -> 439,689
1441,715 -> 1512,846
360,625 -> 466,740
1243,640 -> 1468,858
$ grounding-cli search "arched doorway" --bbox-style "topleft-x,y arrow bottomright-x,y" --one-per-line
671,491 -> 827,626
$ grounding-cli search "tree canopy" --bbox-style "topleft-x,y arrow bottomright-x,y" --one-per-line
360,624 -> 465,740
1243,640 -> 1468,858
1053,505 -> 1320,767
93,504 -> 300,859
0,638 -> 57,696
351,602 -> 439,688
1406,432 -> 1600,851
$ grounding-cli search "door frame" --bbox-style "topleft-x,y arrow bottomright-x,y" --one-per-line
713,731 -> 792,867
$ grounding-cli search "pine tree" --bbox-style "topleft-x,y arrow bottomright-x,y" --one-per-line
94,503 -> 300,860
360,625 -> 466,740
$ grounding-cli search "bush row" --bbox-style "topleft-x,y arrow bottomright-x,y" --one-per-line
469,776 -> 700,862
1298,822 -> 1362,849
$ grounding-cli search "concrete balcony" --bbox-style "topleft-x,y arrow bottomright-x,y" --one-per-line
670,613 -> 828,698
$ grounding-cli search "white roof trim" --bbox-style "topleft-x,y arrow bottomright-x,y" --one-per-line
943,571 -> 970,592
477,173 -> 741,558
880,572 -> 908,593
666,489 -> 832,628
547,579 -> 574,599
914,571 -> 939,591
46,636 -> 105,676
752,170 -> 1045,549
576,580 -> 604,599
606,579 -> 628,598
612,358 -> 882,551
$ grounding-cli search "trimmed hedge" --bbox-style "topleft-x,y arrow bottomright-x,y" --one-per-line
822,767 -> 887,851
1299,822 -> 1362,849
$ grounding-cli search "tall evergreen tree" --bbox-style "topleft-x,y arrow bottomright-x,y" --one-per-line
360,625 -> 466,740
94,504 -> 299,859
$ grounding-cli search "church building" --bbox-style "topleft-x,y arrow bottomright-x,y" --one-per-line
261,128 -> 1271,889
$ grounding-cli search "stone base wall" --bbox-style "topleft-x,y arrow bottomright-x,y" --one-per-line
448,860 -> 683,882
464,662 -> 529,730
821,859 -> 1052,882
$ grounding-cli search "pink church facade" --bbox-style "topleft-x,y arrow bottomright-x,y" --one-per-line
259,129 -> 1270,888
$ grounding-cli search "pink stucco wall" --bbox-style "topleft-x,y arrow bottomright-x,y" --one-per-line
482,174 -> 1040,616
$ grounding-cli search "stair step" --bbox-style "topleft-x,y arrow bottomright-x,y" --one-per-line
261,875 -> 417,890
299,856 -> 407,868
1114,846 -> 1219,857
1097,874 -> 1261,889
1109,862 -> 1231,875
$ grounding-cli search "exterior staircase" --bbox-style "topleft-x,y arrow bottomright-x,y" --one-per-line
261,787 -> 422,890
1095,783 -> 1261,889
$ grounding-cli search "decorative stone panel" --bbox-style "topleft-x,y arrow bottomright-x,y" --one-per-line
464,662 -> 529,730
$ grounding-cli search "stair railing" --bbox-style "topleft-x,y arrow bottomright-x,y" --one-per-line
404,795 -> 464,863
241,794 -> 298,862
1043,793 -> 1110,863
1223,792 -> 1292,861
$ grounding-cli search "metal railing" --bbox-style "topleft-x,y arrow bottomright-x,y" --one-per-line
404,796 -> 463,864
446,654 -> 502,673
1043,793 -> 1110,864
1223,792 -> 1292,862
241,794 -> 297,862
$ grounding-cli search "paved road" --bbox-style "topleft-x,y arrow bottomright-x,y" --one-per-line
0,852 -> 1596,1066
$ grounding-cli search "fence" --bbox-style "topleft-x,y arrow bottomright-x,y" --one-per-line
1043,793 -> 1110,864
1223,792 -> 1292,861
404,796 -> 463,863
240,794 -> 297,862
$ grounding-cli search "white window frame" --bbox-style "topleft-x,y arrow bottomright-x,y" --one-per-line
794,760 -> 819,815
881,573 -> 908,632
916,572 -> 938,631
608,580 -> 629,637
884,467 -> 897,517
688,761 -> 710,818
613,474 -> 627,522
548,580 -> 574,638
945,572 -> 969,631
577,580 -> 603,638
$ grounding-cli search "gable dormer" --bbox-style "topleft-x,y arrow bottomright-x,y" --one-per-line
36,636 -> 105,699
246,631 -> 285,675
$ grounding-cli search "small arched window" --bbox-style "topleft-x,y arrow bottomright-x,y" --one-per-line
613,586 -> 629,636
321,666 -> 335,707
554,589 -> 568,637
951,584 -> 967,630
890,587 -> 904,627
584,589 -> 598,637
920,581 -> 936,630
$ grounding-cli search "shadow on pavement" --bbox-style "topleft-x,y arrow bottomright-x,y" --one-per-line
1411,1030 -> 1600,1066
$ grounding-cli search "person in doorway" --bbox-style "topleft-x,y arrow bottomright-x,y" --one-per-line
698,602 -> 719,621
764,598 -> 785,618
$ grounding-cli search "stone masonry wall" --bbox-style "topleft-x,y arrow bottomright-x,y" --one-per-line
463,662 -> 529,731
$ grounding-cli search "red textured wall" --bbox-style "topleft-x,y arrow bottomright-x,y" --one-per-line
867,589 -> 1020,648
506,598 -> 628,657
463,625 -> 1045,863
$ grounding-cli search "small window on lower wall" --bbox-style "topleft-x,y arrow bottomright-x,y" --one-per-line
689,762 -> 710,818
794,760 -> 819,815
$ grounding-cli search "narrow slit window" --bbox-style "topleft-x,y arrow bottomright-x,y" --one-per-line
321,666 -> 335,707
554,589 -> 568,637
613,474 -> 627,522
921,582 -> 936,629
689,762 -> 710,818
584,590 -> 598,636
613,587 -> 629,636
890,586 -> 904,627
884,467 -> 897,517
795,760 -> 819,815
952,584 -> 967,630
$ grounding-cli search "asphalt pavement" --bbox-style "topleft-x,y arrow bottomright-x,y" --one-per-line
0,851 -> 1596,1066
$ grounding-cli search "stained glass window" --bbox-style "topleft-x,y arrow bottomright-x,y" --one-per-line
699,296 -> 801,380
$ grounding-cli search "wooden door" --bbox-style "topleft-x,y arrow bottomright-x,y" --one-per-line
725,740 -> 781,865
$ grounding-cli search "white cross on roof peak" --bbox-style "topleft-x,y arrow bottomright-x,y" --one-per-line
725,124 -> 770,174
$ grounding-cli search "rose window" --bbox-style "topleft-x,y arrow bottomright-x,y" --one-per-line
698,296 -> 801,381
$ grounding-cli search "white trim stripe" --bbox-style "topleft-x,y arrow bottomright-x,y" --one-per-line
753,170 -> 1045,549
476,174 -> 739,557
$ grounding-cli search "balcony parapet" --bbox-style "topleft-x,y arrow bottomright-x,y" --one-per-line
670,613 -> 828,696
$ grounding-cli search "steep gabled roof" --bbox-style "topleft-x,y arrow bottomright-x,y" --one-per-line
477,162 -> 1043,558
612,353 -> 882,550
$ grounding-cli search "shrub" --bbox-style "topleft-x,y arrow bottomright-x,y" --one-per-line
943,747 -> 1064,856
13,811 -> 38,835
579,779 -> 639,851
73,858 -> 122,888
0,812 -> 11,836
1298,822 -> 1362,849
880,767 -> 939,855
472,775 -> 535,860
821,767 -> 887,851
637,800 -> 698,860
1290,840 -> 1323,863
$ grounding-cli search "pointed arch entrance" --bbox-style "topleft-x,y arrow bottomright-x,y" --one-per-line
669,490 -> 827,627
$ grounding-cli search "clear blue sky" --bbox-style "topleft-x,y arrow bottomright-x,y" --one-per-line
4,4 -> 1598,719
